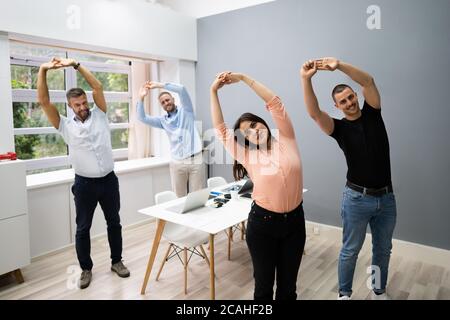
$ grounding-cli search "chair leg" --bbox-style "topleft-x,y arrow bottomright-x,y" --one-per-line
229,226 -> 234,242
156,244 -> 172,281
241,221 -> 246,240
183,247 -> 188,294
228,227 -> 232,261
199,245 -> 210,267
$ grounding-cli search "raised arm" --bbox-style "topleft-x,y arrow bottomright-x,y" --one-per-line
242,74 -> 275,103
222,72 -> 296,139
210,75 -> 226,128
317,57 -> 381,109
37,58 -> 62,129
76,62 -> 107,113
146,81 -> 194,113
300,60 -> 334,135
209,73 -> 247,163
47,57 -> 107,112
136,82 -> 163,129
222,72 -> 275,104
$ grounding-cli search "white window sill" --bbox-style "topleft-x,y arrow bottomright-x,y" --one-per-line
26,156 -> 171,190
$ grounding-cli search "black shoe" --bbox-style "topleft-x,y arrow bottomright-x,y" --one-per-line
78,270 -> 92,289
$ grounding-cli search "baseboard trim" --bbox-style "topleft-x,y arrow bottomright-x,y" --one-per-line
31,218 -> 449,269
305,220 -> 450,268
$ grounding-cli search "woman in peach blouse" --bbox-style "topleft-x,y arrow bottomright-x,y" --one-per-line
210,72 -> 306,300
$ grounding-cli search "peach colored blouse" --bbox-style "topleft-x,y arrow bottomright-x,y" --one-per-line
215,96 -> 303,213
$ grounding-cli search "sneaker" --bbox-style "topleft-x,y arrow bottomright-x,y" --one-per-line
78,270 -> 92,289
111,261 -> 130,278
337,294 -> 351,300
371,291 -> 391,300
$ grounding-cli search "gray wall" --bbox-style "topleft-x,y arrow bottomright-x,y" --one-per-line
196,0 -> 450,250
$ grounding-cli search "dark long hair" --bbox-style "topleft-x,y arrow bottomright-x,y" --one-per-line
232,113 -> 272,181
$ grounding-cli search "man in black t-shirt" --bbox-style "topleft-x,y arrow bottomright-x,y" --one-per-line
300,58 -> 397,300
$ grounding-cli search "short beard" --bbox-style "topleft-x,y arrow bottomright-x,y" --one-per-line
76,109 -> 90,121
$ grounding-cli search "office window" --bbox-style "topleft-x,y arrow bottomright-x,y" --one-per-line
11,65 -> 65,90
77,72 -> 129,92
10,42 -> 132,174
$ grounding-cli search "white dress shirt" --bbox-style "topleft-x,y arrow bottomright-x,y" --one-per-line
58,106 -> 114,178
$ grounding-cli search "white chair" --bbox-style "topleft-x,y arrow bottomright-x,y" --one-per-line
154,191 -> 210,294
207,176 -> 246,260
207,176 -> 227,189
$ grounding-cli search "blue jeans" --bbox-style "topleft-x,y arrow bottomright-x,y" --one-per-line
338,186 -> 397,296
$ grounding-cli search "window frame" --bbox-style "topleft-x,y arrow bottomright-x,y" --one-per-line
10,49 -> 132,173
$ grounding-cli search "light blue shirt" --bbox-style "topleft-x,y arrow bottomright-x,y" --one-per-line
137,82 -> 202,160
58,106 -> 114,178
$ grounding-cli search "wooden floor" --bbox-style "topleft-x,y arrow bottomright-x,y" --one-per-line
1,220 -> 449,300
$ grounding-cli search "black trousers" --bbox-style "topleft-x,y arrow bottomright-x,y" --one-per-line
71,171 -> 122,270
246,201 -> 306,300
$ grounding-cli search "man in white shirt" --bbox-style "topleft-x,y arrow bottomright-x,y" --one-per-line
37,57 -> 130,289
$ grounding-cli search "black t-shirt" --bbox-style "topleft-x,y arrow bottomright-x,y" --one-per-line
330,101 -> 391,188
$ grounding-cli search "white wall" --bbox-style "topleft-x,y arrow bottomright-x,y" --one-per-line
179,60 -> 197,108
0,32 -> 14,154
161,0 -> 276,18
0,0 -> 197,61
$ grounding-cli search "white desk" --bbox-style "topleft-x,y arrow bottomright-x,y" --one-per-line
138,182 -> 307,300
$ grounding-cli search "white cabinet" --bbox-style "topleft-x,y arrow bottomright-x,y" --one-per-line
0,160 -> 30,278
26,159 -> 171,258
27,184 -> 71,258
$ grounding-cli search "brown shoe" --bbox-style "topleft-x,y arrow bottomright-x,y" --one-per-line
78,270 -> 92,289
111,261 -> 130,278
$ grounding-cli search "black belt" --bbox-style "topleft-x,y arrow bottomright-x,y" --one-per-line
75,171 -> 115,181
346,181 -> 393,197
190,151 -> 202,158
251,201 -> 304,219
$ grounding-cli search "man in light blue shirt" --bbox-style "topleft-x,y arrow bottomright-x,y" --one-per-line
138,81 -> 205,197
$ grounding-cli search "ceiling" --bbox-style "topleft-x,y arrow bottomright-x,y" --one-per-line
147,0 -> 276,18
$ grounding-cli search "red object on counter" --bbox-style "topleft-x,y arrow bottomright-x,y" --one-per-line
0,152 -> 17,160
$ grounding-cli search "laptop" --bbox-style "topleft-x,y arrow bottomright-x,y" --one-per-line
221,179 -> 253,194
166,188 -> 211,214
238,179 -> 253,194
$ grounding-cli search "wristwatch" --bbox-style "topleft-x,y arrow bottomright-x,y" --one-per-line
73,62 -> 80,70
